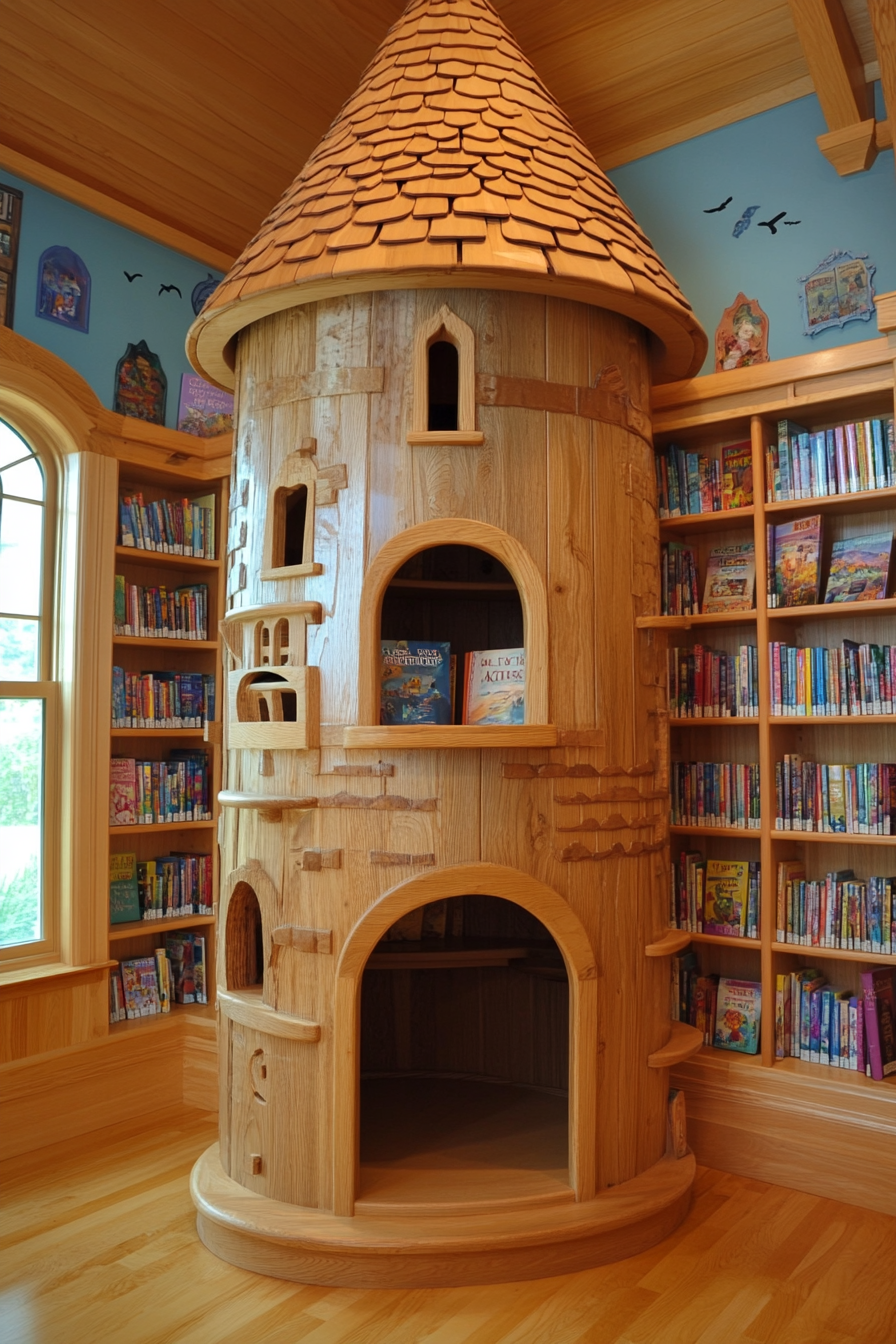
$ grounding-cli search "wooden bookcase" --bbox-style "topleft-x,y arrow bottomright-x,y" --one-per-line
647,322 -> 896,1213
106,464 -> 227,1031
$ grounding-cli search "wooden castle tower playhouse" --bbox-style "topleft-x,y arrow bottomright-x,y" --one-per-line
187,0 -> 709,1286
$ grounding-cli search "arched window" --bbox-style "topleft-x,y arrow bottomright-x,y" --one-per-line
0,417 -> 58,960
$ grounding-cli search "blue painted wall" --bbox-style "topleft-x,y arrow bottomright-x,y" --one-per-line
608,92 -> 896,375
2,170 -> 222,429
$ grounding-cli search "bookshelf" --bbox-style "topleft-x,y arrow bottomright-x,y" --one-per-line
646,326 -> 896,1211
107,464 -> 227,1028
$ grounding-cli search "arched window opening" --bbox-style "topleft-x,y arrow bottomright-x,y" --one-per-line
240,671 -> 296,723
280,484 -> 308,568
427,340 -> 459,431
359,894 -> 569,1203
226,882 -> 265,990
380,544 -> 524,724
273,618 -> 290,666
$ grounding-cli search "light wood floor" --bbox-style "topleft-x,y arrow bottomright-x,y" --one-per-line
2,1105 -> 894,1344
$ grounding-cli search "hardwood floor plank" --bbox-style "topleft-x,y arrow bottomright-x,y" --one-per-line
1,1107 -> 893,1344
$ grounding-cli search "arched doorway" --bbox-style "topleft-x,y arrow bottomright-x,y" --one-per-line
333,863 -> 597,1216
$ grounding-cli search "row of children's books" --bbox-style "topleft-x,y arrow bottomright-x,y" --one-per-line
110,851 -> 213,923
769,640 -> 895,717
672,852 -> 760,938
766,416 -> 895,503
670,760 -> 761,829
775,860 -> 895,953
111,668 -> 216,729
774,756 -> 895,834
380,641 -> 526,726
109,935 -> 208,1022
672,959 -> 761,1054
114,576 -> 210,640
109,753 -> 212,826
661,542 -> 757,617
668,644 -> 759,718
119,491 -> 216,558
656,439 -> 753,518
775,966 -> 896,1080
766,516 -> 893,608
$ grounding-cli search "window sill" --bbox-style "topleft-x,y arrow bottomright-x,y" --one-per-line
406,431 -> 484,447
0,959 -> 117,997
260,563 -> 323,580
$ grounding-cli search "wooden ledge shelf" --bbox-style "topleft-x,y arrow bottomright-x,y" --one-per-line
115,545 -> 219,569
644,931 -> 692,958
659,507 -> 754,534
770,830 -> 896,846
767,598 -> 896,623
113,636 -> 219,650
636,612 -> 757,630
670,717 -> 758,727
111,727 -> 208,737
670,824 -> 761,839
217,988 -> 321,1042
648,1022 -> 704,1069
109,820 -> 214,834
109,913 -> 215,940
407,430 -> 484,446
773,941 -> 896,965
342,725 -> 558,749
765,486 -> 896,518
769,714 -> 895,725
218,791 -> 318,823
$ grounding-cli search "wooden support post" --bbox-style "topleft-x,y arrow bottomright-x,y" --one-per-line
788,0 -> 878,173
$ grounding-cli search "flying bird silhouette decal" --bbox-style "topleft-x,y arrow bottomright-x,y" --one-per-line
758,212 -> 787,235
123,271 -> 142,282
703,196 -> 733,213
158,283 -> 182,297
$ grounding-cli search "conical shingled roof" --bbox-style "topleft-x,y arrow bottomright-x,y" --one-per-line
188,0 -> 706,388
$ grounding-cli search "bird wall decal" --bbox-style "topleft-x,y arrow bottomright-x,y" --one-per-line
704,196 -> 733,213
732,206 -> 760,238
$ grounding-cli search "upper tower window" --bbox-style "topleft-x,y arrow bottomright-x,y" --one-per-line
408,305 -> 483,447
427,342 -> 459,431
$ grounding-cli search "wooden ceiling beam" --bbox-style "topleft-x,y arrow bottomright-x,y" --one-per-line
788,0 -> 879,173
867,0 -> 896,180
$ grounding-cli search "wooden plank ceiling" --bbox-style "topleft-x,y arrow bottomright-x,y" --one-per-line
0,0 -> 881,264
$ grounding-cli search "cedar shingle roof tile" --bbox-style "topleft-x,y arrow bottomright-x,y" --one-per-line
188,0 -> 705,387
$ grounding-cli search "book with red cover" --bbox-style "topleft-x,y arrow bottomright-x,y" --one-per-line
861,967 -> 896,1080
721,440 -> 753,509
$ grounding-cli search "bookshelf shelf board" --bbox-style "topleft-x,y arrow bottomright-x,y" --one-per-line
110,727 -> 208,738
113,635 -> 219,650
769,714 -> 895,725
670,717 -> 759,728
109,820 -> 215,835
109,913 -> 216,941
766,598 -> 896,624
769,829 -> 895,846
388,579 -> 519,595
343,725 -> 559,749
645,930 -> 692,957
773,941 -> 896,965
647,1021 -> 703,1069
765,486 -> 896,519
636,612 -> 758,630
770,1053 -> 896,1093
115,545 -> 218,570
659,507 -> 755,534
108,1000 -> 216,1034
689,932 -> 762,950
367,939 -> 535,970
669,824 -> 762,839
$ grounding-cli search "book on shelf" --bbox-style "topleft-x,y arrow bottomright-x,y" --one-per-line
776,967 -> 879,1074
113,579 -> 209,640
176,373 -> 234,438
109,963 -> 127,1023
380,640 -> 452,725
766,416 -> 895,502
701,542 -> 755,614
775,858 -> 806,942
661,541 -> 699,615
670,949 -> 699,1022
155,948 -> 172,1014
721,440 -> 754,510
655,443 -> 722,517
713,977 -> 761,1054
774,756 -> 894,835
119,491 -> 215,559
823,531 -> 893,604
462,647 -> 525,725
111,668 -> 216,728
109,851 -> 141,924
119,956 -> 162,1019
670,760 -> 761,829
692,975 -> 720,1046
165,932 -> 207,1004
135,854 -> 213,919
109,753 -> 212,826
772,514 -> 823,608
776,864 -> 895,952
768,639 -> 895,717
704,859 -> 753,938
668,643 -> 759,718
861,968 -> 896,1080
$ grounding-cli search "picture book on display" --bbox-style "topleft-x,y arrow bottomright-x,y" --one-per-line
721,441 -> 753,510
773,514 -> 823,607
380,641 -> 452,724
713,977 -> 761,1054
109,851 -> 140,924
823,531 -> 893,604
702,543 -> 755,613
176,373 -> 234,438
463,648 -> 526,725
120,956 -> 162,1019
703,860 -> 749,937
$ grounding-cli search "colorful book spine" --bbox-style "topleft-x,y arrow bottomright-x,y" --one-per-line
774,758 -> 895,835
768,642 -> 895,717
668,644 -> 759,718
766,417 -> 894,500
118,492 -> 215,558
670,761 -> 761,829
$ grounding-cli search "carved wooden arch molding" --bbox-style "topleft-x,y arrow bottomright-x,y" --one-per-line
358,517 -> 550,725
331,861 -> 598,1216
408,303 -> 483,445
221,860 -> 280,994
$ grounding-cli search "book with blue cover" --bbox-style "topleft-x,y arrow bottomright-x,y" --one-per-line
380,640 -> 452,724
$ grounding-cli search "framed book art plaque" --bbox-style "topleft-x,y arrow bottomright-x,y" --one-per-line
799,250 -> 876,337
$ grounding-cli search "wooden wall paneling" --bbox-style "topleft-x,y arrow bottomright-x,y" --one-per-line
367,289 -> 418,560
546,297 -> 596,729
0,970 -> 109,1064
